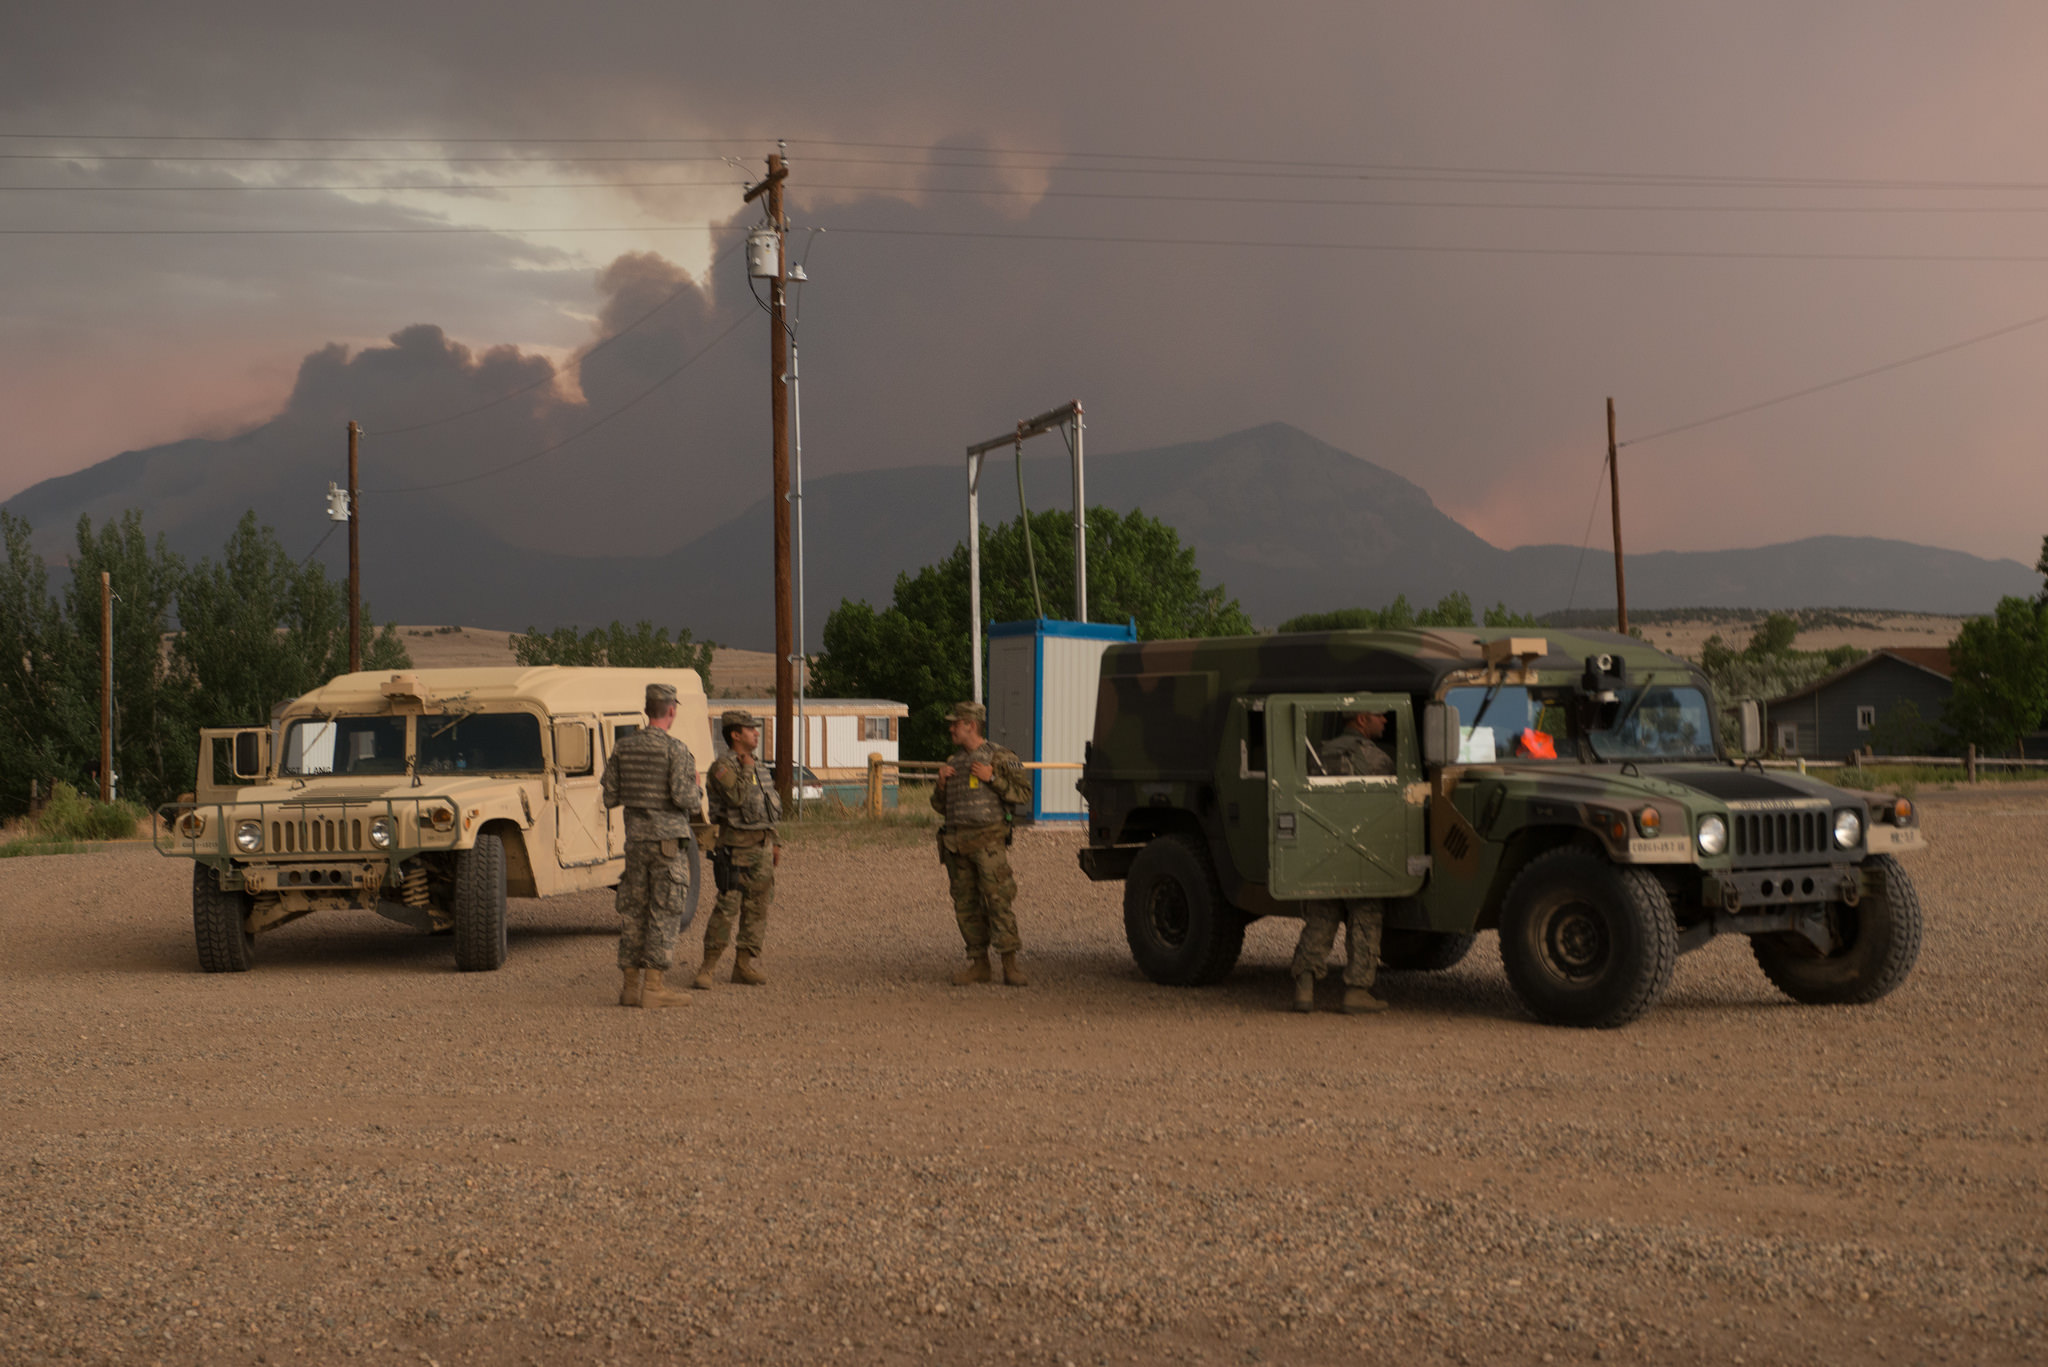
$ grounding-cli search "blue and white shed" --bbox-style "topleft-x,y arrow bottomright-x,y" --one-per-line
987,618 -> 1138,822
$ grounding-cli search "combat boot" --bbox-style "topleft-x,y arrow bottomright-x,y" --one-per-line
1342,986 -> 1389,1015
619,967 -> 642,1008
1000,952 -> 1029,987
691,950 -> 723,990
952,953 -> 992,985
1292,972 -> 1315,1013
639,968 -> 683,1009
732,951 -> 767,986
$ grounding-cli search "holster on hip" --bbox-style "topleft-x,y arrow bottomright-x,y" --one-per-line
711,844 -> 736,893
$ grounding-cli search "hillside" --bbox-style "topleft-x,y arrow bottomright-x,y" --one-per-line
7,421 -> 2036,649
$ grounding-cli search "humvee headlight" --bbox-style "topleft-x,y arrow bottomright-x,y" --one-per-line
1696,815 -> 1727,856
234,820 -> 263,853
1891,797 -> 1914,825
369,817 -> 395,849
1833,808 -> 1863,849
1634,806 -> 1662,837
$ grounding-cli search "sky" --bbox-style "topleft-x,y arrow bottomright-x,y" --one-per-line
3,1 -> 2047,566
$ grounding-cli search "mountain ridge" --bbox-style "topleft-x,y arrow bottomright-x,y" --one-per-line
5,420 -> 2033,650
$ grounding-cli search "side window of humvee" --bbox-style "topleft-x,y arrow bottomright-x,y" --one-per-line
1238,699 -> 1267,778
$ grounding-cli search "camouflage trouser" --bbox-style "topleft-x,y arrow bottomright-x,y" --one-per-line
1292,899 -> 1383,989
941,826 -> 1020,956
702,841 -> 775,959
616,838 -> 689,971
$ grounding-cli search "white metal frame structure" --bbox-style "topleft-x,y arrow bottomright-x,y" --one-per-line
964,401 -> 1086,705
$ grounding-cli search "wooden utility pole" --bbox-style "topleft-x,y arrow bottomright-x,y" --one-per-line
746,147 -> 795,806
1607,397 -> 1629,637
99,570 -> 112,803
347,420 -> 362,673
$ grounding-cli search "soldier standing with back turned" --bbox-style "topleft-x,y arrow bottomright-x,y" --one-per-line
601,682 -> 703,1010
694,709 -> 780,989
931,700 -> 1034,986
1292,709 -> 1394,1015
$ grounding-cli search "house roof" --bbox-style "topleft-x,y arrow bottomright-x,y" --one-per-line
1765,647 -> 1954,708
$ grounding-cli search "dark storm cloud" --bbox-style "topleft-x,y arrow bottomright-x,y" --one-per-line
5,2 -> 2048,570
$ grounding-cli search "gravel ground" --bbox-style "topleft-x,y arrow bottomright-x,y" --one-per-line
2,787 -> 2045,1366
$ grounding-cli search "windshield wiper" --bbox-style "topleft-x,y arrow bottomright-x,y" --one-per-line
1467,680 -> 1505,731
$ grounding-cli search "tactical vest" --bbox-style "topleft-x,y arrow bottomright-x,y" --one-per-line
609,728 -> 696,840
941,741 -> 1008,829
709,755 -> 780,843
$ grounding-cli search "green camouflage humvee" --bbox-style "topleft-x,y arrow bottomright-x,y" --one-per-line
1076,628 -> 1924,1027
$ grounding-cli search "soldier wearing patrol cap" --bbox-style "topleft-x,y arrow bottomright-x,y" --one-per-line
694,708 -> 781,988
931,700 -> 1034,986
600,681 -> 703,1009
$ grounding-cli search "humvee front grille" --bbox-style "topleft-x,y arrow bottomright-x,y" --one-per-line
1731,810 -> 1825,859
272,816 -> 367,853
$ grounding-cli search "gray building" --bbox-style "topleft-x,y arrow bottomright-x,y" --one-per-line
1763,648 -> 1953,758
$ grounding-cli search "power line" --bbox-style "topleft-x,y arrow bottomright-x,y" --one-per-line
365,238 -> 743,437
1621,305 -> 2048,448
1563,450 -> 1612,615
18,177 -> 2048,217
14,130 -> 2048,193
362,312 -> 748,494
12,219 -> 2048,265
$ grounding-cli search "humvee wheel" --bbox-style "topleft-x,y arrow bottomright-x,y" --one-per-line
453,832 -> 509,972
191,864 -> 255,973
1379,929 -> 1477,973
1124,834 -> 1245,986
1751,854 -> 1922,1006
1498,848 -> 1676,1028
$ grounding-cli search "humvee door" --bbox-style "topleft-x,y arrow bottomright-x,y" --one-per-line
1267,694 -> 1425,900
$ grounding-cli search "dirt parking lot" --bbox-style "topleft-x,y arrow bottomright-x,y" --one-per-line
3,787 -> 2045,1366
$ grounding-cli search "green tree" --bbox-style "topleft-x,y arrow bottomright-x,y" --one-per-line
175,511 -> 410,734
61,512 -> 190,806
512,620 -> 714,687
1745,612 -> 1800,658
1945,595 -> 2048,755
814,506 -> 1249,759
1278,591 -> 1523,634
0,511 -> 83,817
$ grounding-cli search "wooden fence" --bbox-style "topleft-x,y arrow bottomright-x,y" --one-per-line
863,754 -> 1082,816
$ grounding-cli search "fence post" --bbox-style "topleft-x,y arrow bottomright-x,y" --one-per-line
867,752 -> 884,818
1966,743 -> 1978,784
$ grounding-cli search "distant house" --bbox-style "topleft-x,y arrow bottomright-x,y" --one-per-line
705,696 -> 909,803
1763,648 -> 1952,757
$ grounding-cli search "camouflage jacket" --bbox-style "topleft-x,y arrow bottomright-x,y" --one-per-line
1319,732 -> 1394,777
707,754 -> 781,845
601,726 -> 701,842
930,740 -> 1030,830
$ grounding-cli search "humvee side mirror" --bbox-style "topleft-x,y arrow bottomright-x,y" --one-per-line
553,721 -> 594,775
232,730 -> 266,780
1738,700 -> 1763,757
1422,703 -> 1461,767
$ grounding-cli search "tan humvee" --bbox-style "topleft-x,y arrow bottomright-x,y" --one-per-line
158,667 -> 713,973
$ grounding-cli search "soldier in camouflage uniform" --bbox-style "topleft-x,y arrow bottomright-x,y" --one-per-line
1293,709 -> 1395,1015
601,682 -> 703,1009
931,700 -> 1034,986
694,709 -> 781,989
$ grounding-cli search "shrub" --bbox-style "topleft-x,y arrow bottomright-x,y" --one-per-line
36,782 -> 146,841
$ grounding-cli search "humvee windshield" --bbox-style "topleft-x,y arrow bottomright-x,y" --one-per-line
418,712 -> 545,775
1445,683 -> 1715,763
280,715 -> 408,777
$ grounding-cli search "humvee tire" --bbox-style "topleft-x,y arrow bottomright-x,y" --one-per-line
192,863 -> 255,973
1751,854 -> 1922,1006
1498,848 -> 1677,1029
453,832 -> 509,972
1124,834 -> 1245,986
1379,928 -> 1477,973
